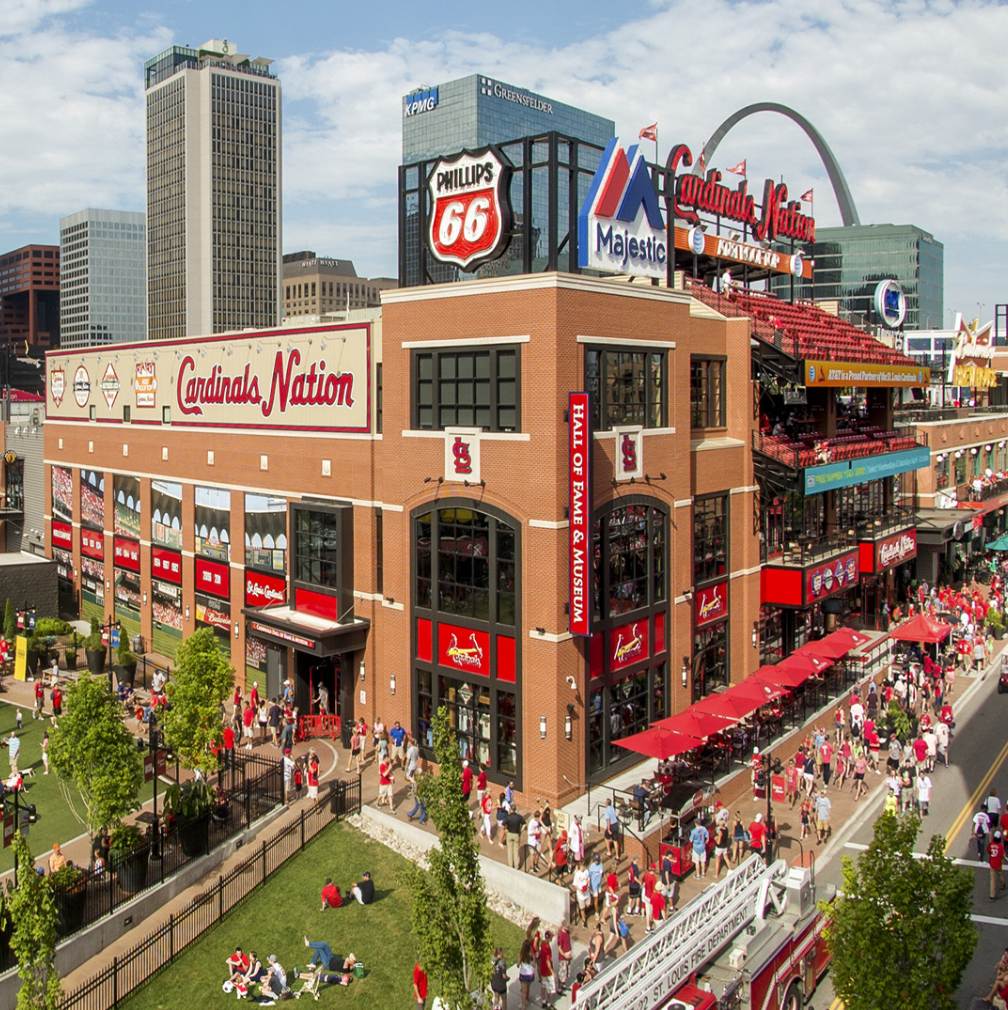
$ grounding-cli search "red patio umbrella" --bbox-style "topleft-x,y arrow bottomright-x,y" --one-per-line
654,709 -> 737,740
611,726 -> 706,761
693,687 -> 764,721
732,677 -> 791,705
888,613 -> 952,644
828,627 -> 872,652
801,637 -> 850,661
788,649 -> 834,674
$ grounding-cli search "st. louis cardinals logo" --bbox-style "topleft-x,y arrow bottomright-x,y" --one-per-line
452,436 -> 473,474
428,146 -> 512,271
447,633 -> 484,669
613,623 -> 644,664
621,433 -> 637,473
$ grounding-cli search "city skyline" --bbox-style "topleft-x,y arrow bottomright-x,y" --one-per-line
0,0 -> 1005,325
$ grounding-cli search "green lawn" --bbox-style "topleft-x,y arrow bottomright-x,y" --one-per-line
120,820 -> 526,1010
0,699 -> 92,874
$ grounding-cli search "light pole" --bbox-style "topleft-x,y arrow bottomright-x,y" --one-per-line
148,713 -> 162,861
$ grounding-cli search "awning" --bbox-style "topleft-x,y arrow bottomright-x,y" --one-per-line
731,677 -> 791,705
888,613 -> 952,644
790,648 -> 834,673
693,687 -> 764,721
612,727 -> 706,761
241,605 -> 370,657
827,627 -> 873,652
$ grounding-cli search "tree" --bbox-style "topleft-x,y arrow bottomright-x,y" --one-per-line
402,707 -> 493,1008
47,672 -> 143,838
8,832 -> 62,1010
161,627 -> 234,778
826,811 -> 977,1010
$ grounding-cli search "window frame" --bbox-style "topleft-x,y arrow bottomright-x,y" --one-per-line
584,347 -> 667,432
411,345 -> 521,432
690,355 -> 727,429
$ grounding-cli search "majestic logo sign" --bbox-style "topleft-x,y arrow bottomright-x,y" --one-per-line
101,363 -> 120,409
73,365 -> 90,407
404,86 -> 438,117
667,144 -> 815,243
569,393 -> 592,636
50,367 -> 65,407
428,147 -> 512,271
578,139 -> 667,278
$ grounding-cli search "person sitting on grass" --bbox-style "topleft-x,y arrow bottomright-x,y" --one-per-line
225,946 -> 250,984
320,877 -> 343,909
242,951 -> 266,987
350,871 -> 374,905
259,954 -> 287,997
303,935 -> 356,973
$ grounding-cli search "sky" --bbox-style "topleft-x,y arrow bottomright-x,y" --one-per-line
1,0 -> 1006,325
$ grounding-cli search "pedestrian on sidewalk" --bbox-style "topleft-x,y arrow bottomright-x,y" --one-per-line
527,810 -> 542,869
479,792 -> 495,843
538,930 -> 555,1008
976,808 -> 992,860
990,832 -> 1006,902
587,854 -> 604,916
916,770 -> 932,816
491,947 -> 509,1010
346,724 -> 362,774
505,806 -> 526,869
626,854 -> 641,915
407,763 -> 427,824
34,680 -> 44,720
556,923 -> 572,993
573,862 -> 591,926
785,758 -> 799,808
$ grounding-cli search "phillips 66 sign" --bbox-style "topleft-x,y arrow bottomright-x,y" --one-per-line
427,146 -> 512,271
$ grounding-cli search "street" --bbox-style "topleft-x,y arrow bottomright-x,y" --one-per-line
808,659 -> 1008,1010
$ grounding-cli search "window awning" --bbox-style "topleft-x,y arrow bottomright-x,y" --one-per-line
241,605 -> 370,657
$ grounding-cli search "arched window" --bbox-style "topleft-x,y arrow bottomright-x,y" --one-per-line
412,502 -> 521,787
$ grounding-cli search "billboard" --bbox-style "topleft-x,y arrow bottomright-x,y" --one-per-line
803,447 -> 930,496
569,392 -> 592,636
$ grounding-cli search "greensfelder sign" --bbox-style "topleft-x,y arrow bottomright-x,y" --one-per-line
803,447 -> 930,496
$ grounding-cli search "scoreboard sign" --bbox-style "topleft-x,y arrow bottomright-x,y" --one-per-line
427,146 -> 512,271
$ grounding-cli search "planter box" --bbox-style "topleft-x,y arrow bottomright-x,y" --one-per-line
115,662 -> 137,689
113,844 -> 150,893
86,648 -> 106,675
178,813 -> 210,858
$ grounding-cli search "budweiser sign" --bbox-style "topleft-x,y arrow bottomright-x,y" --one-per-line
45,324 -> 371,433
877,530 -> 916,570
667,144 -> 815,243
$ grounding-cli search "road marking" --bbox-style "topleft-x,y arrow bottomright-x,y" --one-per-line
830,997 -> 844,1010
972,914 -> 1008,926
945,735 -> 1008,852
843,842 -> 986,868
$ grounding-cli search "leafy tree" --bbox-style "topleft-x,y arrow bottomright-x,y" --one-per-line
826,811 -> 976,1010
47,672 -> 143,837
8,832 -> 62,1010
4,598 -> 14,642
161,627 -> 234,778
402,707 -> 493,1008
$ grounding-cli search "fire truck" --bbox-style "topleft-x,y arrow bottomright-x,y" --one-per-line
574,854 -> 835,1010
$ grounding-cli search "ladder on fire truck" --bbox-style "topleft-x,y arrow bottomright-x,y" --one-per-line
575,855 -> 792,1010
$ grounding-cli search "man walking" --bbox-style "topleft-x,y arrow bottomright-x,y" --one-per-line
990,830 -> 1005,902
505,805 -> 526,869
815,789 -> 831,845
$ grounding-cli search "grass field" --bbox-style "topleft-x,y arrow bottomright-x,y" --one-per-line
0,698 -> 92,874
119,820 -> 526,1010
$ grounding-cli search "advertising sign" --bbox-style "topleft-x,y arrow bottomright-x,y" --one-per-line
152,546 -> 182,585
875,529 -> 917,572
578,138 -> 667,278
613,426 -> 643,482
873,279 -> 907,329
569,392 -> 591,636
804,360 -> 929,389
245,570 -> 287,608
672,226 -> 813,279
427,146 -> 512,271
695,580 -> 728,629
445,428 -> 481,483
805,551 -> 859,604
804,447 -> 930,496
195,557 -> 230,599
80,528 -> 104,560
404,86 -> 438,117
46,323 -> 371,432
113,536 -> 140,573
771,774 -> 786,803
947,314 -> 997,389
437,623 -> 491,677
52,520 -> 72,550
611,618 -> 649,671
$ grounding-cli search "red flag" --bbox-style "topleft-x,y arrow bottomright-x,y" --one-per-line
726,159 -> 746,176
698,144 -> 706,172
800,188 -> 814,202
639,123 -> 657,142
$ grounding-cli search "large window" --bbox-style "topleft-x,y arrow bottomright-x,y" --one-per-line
693,622 -> 728,702
690,357 -> 726,429
413,346 -> 519,431
693,495 -> 728,584
592,504 -> 667,619
295,510 -> 340,588
954,452 -> 967,486
585,348 -> 665,431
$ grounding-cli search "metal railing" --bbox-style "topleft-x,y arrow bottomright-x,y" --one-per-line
52,776 -> 360,1010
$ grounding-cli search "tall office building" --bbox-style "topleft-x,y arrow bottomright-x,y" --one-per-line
0,245 -> 59,350
145,38 -> 281,341
59,209 -> 146,350
401,74 -> 614,286
793,223 -> 944,332
282,252 -> 397,318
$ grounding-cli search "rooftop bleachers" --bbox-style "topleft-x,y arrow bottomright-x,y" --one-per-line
685,278 -> 918,369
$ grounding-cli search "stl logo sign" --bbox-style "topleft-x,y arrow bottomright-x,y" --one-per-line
621,433 -> 637,473
428,146 -> 512,271
452,437 -> 472,474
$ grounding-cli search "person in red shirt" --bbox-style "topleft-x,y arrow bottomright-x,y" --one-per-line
990,831 -> 1006,902
476,767 -> 488,809
249,681 -> 260,711
648,882 -> 666,932
819,740 -> 833,788
413,963 -> 428,1010
222,724 -> 236,772
556,922 -> 572,993
641,862 -> 657,931
307,752 -> 320,807
378,758 -> 395,813
242,702 -> 255,751
941,702 -> 954,727
749,813 -> 767,856
226,946 -> 250,983
538,930 -> 555,1007
320,877 -> 343,910
461,760 -> 473,808
51,685 -> 62,722
604,862 -> 620,932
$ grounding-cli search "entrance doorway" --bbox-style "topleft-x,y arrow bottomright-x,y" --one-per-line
265,647 -> 285,703
296,653 -> 342,718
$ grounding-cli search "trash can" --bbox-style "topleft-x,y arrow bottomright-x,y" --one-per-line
131,634 -> 145,655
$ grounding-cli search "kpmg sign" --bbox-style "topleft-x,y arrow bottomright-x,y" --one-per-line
804,447 -> 930,496
578,138 -> 667,279
404,87 -> 438,117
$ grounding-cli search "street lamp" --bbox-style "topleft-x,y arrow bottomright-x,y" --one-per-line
148,713 -> 163,861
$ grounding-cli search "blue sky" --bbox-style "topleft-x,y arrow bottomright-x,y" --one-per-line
2,0 -> 1007,324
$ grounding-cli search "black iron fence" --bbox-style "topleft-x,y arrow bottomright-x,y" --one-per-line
54,776 -> 360,1010
0,753 -> 287,975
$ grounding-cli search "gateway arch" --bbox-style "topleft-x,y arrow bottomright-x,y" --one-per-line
693,102 -> 861,227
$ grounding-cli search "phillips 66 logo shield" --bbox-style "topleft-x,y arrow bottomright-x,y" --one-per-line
428,146 -> 512,271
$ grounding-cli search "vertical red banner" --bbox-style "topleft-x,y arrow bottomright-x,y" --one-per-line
569,392 -> 591,636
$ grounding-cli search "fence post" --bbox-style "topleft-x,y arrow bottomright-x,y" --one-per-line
218,874 -> 224,923
113,955 -> 118,1009
170,912 -> 174,962
262,840 -> 267,885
